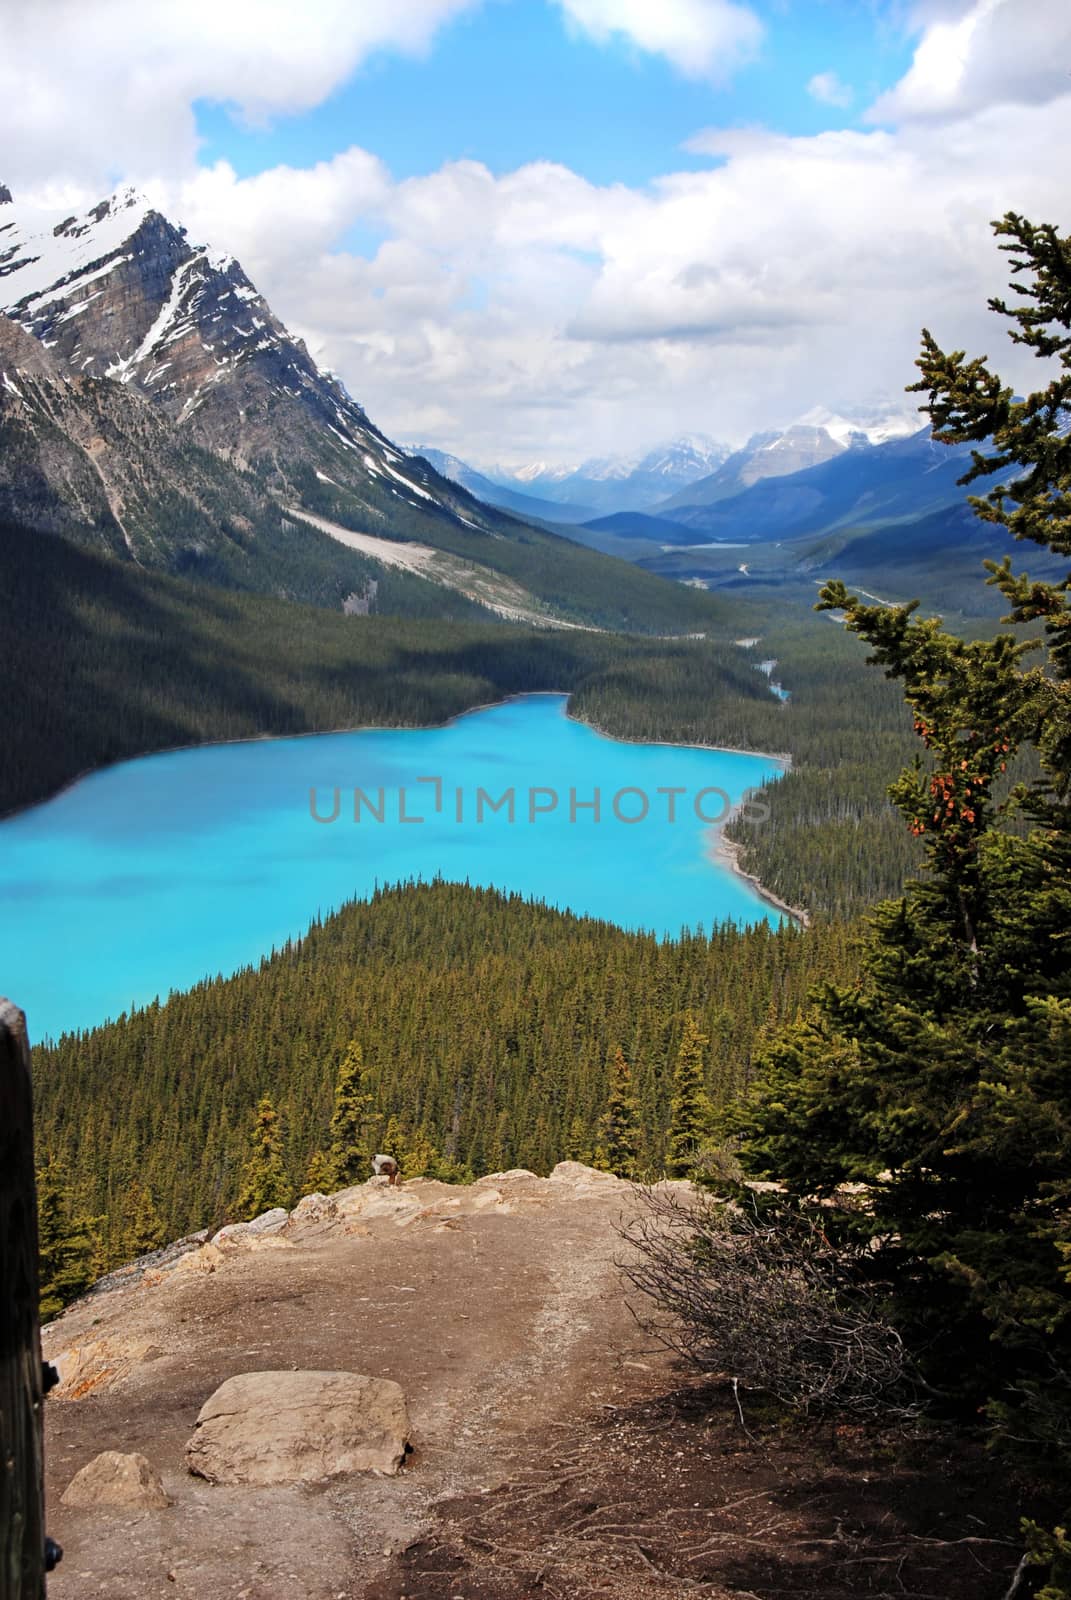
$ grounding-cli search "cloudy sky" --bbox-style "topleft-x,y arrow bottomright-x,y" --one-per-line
3,0 -> 1069,465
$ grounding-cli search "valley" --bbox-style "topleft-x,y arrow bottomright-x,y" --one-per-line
2,51 -> 1069,1593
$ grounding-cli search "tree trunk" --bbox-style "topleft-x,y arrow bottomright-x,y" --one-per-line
0,1000 -> 46,1600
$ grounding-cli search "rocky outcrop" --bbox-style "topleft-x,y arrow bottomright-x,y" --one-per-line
185,1371 -> 411,1485
40,1168 -> 642,1409
212,1207 -> 290,1246
61,1450 -> 169,1509
0,351 -> 286,559
0,312 -> 59,379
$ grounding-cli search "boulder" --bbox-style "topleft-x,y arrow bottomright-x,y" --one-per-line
548,1160 -> 624,1188
211,1221 -> 250,1246
245,1207 -> 290,1235
289,1192 -> 338,1226
212,1208 -> 290,1245
185,1370 -> 411,1486
47,1336 -> 155,1399
61,1451 -> 169,1509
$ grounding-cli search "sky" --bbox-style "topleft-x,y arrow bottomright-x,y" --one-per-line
3,0 -> 1070,466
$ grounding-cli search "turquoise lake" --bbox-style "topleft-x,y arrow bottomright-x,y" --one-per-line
0,694 -> 785,1042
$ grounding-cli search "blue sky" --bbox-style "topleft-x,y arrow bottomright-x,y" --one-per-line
195,2 -> 917,190
5,0 -> 1069,462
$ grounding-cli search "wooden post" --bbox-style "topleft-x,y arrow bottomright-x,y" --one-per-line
0,999 -> 45,1600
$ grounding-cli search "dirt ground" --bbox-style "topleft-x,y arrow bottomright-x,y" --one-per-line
40,1166 -> 1033,1600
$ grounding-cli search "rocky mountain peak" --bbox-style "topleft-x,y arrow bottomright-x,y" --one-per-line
0,185 -> 498,534
0,187 -> 518,576
0,183 -> 12,206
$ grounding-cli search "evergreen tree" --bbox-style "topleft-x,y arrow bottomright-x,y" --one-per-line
490,1109 -> 514,1173
303,1148 -> 335,1195
666,1014 -> 712,1177
381,1114 -> 405,1171
119,1178 -> 166,1260
236,1095 -> 291,1219
36,1159 -> 96,1321
327,1039 -> 371,1186
565,1114 -> 594,1165
597,1046 -> 642,1178
729,214 -> 1071,1479
401,1126 -> 440,1179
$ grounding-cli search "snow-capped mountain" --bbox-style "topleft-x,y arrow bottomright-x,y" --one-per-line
485,435 -> 731,515
409,446 -> 596,524
650,423 -> 976,545
511,460 -> 576,485
0,183 -> 558,596
0,184 -> 451,496
793,404 -> 921,448
657,408 -> 918,514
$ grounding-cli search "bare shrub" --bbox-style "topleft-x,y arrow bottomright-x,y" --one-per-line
619,1186 -> 915,1420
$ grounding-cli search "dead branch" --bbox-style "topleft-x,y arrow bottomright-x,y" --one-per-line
617,1186 -> 917,1421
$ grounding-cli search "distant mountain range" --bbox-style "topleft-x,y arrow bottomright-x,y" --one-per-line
624,421 -> 1059,619
407,448 -> 596,524
0,184 -> 732,633
658,408 -> 920,514
418,411 -> 926,532
409,436 -> 733,521
508,436 -> 732,515
659,423 -> 973,544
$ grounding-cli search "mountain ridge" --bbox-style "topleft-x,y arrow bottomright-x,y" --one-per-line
658,424 -> 975,543
0,186 -> 737,634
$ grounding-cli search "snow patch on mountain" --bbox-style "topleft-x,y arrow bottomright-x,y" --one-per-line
794,404 -> 920,447
0,188 -> 152,311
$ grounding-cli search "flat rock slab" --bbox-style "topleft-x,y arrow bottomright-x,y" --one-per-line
185,1370 -> 411,1486
61,1450 -> 169,1509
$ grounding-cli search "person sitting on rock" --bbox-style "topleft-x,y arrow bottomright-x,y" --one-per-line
371,1153 -> 401,1187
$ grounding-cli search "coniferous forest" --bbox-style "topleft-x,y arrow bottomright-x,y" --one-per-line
22,212 -> 1071,1596
3,0 -> 1069,1572
31,881 -> 854,1274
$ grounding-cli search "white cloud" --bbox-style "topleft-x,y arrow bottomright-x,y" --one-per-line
3,0 -> 1070,465
552,0 -> 763,81
869,0 -> 1071,122
149,88 -> 1070,464
807,71 -> 854,109
0,0 -> 482,190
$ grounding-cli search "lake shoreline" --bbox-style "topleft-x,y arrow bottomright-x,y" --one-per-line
3,689 -> 794,818
3,689 -> 805,943
563,707 -> 802,925
707,827 -> 810,929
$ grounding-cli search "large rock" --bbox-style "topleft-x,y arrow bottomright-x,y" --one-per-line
289,1192 -> 337,1225
61,1451 -> 169,1509
47,1336 -> 156,1399
185,1370 -> 411,1486
548,1160 -> 626,1189
212,1206 -> 290,1247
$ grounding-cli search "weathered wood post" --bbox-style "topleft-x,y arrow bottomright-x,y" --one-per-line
0,999 -> 46,1600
